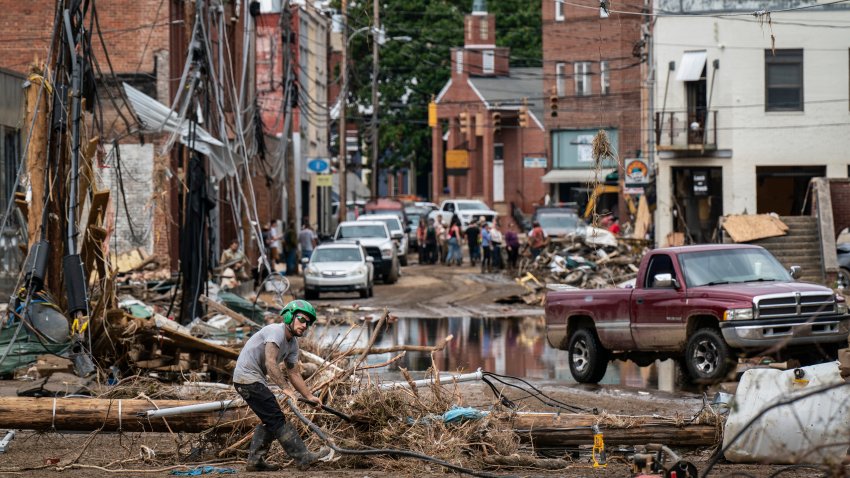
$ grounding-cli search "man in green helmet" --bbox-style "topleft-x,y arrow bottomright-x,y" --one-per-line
233,299 -> 330,471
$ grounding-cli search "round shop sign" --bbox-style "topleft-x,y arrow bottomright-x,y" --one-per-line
625,158 -> 649,184
307,157 -> 330,173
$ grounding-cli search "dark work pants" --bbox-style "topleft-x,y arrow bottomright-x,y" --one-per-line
235,382 -> 287,435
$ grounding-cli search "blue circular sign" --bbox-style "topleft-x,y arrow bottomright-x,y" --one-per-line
307,158 -> 329,173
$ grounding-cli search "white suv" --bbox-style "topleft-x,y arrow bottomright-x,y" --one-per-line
357,214 -> 409,266
302,242 -> 374,299
428,199 -> 498,230
333,221 -> 400,284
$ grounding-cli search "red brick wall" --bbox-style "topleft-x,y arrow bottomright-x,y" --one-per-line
831,179 -> 850,238
542,0 -> 644,162
0,0 -> 169,74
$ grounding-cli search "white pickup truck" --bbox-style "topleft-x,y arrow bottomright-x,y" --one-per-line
428,199 -> 498,230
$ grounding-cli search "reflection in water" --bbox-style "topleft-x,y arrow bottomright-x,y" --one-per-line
316,317 -> 656,387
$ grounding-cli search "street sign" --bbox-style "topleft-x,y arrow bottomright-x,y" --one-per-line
624,158 -> 649,186
523,157 -> 546,168
307,157 -> 330,173
446,149 -> 469,176
315,174 -> 333,187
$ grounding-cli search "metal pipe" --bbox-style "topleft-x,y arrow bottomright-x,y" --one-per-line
379,368 -> 483,390
0,430 -> 15,453
139,398 -> 243,419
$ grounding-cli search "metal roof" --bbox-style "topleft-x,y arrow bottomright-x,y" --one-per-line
467,68 -> 544,129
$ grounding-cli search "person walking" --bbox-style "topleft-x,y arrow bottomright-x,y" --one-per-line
269,221 -> 282,265
480,221 -> 492,273
436,215 -> 448,265
490,222 -> 504,271
528,221 -> 547,259
283,221 -> 299,276
425,218 -> 438,264
416,218 -> 427,264
445,216 -> 463,266
505,224 -> 520,271
465,219 -> 481,266
233,300 -> 330,471
298,221 -> 318,262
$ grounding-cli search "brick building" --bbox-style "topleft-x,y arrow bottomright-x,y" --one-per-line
0,0 -> 172,258
431,1 -> 546,219
541,0 -> 645,220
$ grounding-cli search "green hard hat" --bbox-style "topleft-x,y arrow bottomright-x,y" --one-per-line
281,299 -> 317,325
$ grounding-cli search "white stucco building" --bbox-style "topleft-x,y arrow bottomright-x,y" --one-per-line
651,0 -> 850,245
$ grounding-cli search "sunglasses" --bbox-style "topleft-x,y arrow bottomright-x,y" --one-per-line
293,313 -> 314,325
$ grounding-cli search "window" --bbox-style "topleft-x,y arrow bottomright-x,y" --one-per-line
455,50 -> 463,74
479,18 -> 488,40
600,61 -> 610,95
645,254 -> 677,288
483,50 -> 494,74
765,49 -> 803,111
555,0 -> 565,21
466,18 -> 473,41
574,62 -> 591,96
556,63 -> 566,96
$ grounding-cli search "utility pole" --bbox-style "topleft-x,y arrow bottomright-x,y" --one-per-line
370,0 -> 379,200
337,0 -> 348,223
282,6 -> 297,229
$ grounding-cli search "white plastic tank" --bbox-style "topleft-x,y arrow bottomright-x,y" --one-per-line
723,361 -> 850,465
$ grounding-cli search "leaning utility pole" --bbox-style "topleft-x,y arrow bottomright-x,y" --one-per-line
337,0 -> 348,223
282,5 -> 297,227
369,0 -> 379,200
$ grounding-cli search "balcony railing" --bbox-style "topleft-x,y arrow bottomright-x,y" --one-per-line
655,110 -> 718,151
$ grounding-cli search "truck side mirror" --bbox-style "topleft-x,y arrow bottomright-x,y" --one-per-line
301,258 -> 309,265
789,266 -> 802,279
654,273 -> 680,289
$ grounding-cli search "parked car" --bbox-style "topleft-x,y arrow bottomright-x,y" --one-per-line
546,244 -> 850,384
428,199 -> 497,230
302,242 -> 374,299
333,221 -> 400,284
357,214 -> 409,266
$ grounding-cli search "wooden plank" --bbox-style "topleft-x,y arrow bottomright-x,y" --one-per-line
24,66 -> 50,248
199,295 -> 261,329
81,190 -> 111,282
722,214 -> 788,243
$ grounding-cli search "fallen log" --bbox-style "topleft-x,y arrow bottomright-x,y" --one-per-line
344,334 -> 454,356
0,397 -> 253,433
511,412 -> 719,447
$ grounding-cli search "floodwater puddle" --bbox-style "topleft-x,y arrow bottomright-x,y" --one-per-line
314,316 -> 656,388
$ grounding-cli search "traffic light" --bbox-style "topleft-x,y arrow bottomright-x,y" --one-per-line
492,112 -> 501,133
549,95 -> 559,118
459,111 -> 470,136
518,106 -> 529,128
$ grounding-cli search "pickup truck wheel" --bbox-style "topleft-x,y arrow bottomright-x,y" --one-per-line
685,329 -> 732,383
568,329 -> 609,384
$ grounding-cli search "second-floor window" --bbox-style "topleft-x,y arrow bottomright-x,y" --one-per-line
556,63 -> 566,96
765,49 -> 803,111
575,62 -> 591,96
480,18 -> 488,40
483,50 -> 494,74
555,0 -> 565,21
600,61 -> 610,95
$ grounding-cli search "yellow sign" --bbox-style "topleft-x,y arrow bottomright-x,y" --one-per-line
428,101 -> 437,128
315,174 -> 333,187
446,149 -> 469,169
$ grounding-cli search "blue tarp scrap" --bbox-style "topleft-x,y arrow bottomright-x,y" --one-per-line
406,406 -> 488,425
442,406 -> 487,423
170,466 -> 237,476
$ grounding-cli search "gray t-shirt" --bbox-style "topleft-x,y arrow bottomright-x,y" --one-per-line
232,323 -> 299,385
298,228 -> 316,252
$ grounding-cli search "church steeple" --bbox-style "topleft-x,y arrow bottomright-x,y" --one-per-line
452,0 -> 509,77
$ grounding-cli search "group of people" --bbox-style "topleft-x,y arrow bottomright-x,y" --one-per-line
416,215 -> 523,273
261,220 -> 318,276
218,220 -> 320,290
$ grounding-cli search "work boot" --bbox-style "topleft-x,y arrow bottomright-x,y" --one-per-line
246,424 -> 281,472
275,422 -> 331,470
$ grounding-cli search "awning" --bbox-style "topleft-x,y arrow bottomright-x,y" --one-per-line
541,169 -> 615,184
676,50 -> 707,82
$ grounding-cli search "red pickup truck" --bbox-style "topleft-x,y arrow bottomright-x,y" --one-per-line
545,244 -> 850,383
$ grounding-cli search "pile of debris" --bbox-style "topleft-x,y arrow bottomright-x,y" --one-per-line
512,236 -> 649,304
